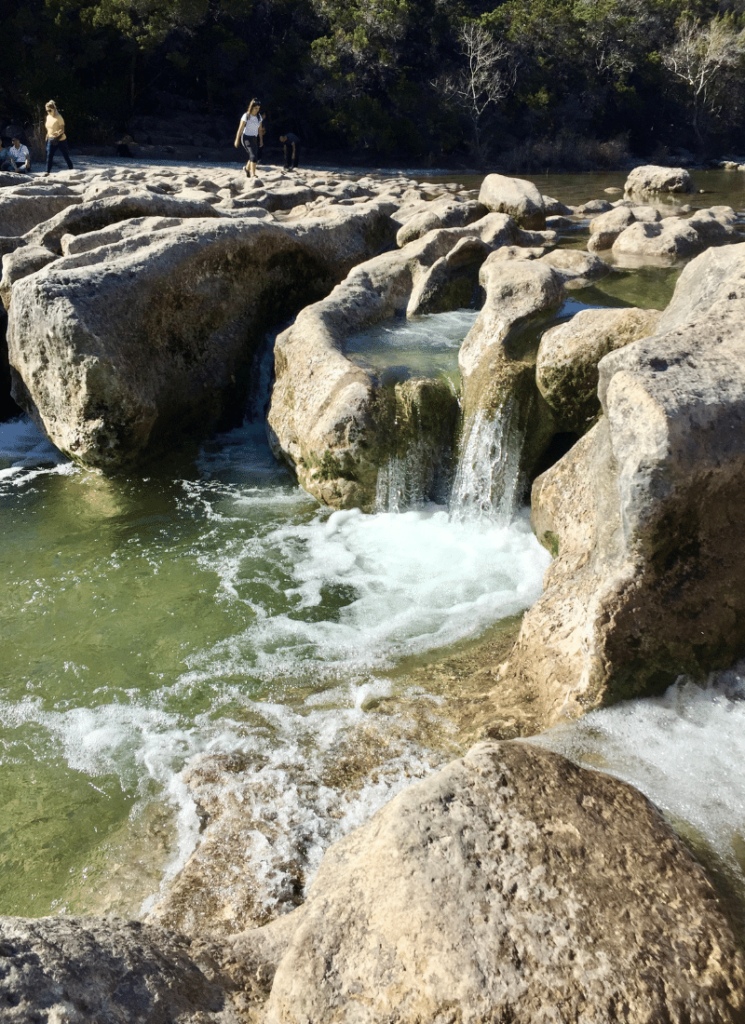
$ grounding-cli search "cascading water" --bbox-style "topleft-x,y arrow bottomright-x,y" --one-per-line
449,394 -> 530,523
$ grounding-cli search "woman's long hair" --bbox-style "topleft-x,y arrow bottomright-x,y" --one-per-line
46,101 -> 59,115
246,98 -> 260,117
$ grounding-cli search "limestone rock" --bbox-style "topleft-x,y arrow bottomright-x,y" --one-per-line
406,235 -> 491,314
395,197 -> 487,246
8,205 -> 396,470
453,255 -> 563,514
59,215 -> 184,256
267,228 -> 469,508
687,205 -> 742,244
502,241 -> 745,722
537,248 -> 611,288
23,192 -> 224,253
0,191 -> 83,237
0,915 -> 241,1023
479,173 -> 546,229
536,306 -> 661,434
253,741 -> 745,1024
624,164 -> 695,194
587,205 -> 635,251
1,246 -> 59,310
611,217 -> 701,260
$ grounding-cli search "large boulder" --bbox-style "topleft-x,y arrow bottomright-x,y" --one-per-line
0,246 -> 59,309
536,306 -> 661,434
500,241 -> 745,723
611,217 -> 702,260
8,204 -> 397,470
452,254 -> 563,516
0,915 -> 240,1023
624,164 -> 695,194
587,205 -> 635,251
478,173 -> 546,229
0,191 -> 83,237
246,741 -> 745,1024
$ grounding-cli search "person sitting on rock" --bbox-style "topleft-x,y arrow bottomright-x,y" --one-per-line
280,133 -> 300,171
234,98 -> 263,178
7,137 -> 31,173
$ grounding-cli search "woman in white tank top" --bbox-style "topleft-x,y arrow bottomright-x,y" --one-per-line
234,98 -> 264,178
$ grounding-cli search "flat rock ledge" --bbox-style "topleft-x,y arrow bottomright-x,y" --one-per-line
2,742 -> 743,1023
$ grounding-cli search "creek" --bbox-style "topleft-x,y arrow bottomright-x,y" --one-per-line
2,168 -> 745,929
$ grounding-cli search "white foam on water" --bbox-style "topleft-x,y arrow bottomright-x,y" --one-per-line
530,671 -> 745,884
182,505 -> 550,685
0,416 -> 70,481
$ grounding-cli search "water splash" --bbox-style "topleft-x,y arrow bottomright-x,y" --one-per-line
449,394 -> 530,523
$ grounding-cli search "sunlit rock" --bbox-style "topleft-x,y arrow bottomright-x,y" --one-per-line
8,204 -> 396,470
536,306 -> 661,434
624,164 -> 695,194
452,254 -> 563,516
23,192 -> 224,253
0,189 -> 83,237
238,741 -> 745,1024
478,173 -> 546,229
395,196 -> 487,246
502,241 -> 745,722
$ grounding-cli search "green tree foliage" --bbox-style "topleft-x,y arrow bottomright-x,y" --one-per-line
2,0 -> 745,163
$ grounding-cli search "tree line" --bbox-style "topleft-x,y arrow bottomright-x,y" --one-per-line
3,0 -> 745,166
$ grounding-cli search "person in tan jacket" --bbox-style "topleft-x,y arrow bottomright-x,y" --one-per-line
44,100 -> 73,175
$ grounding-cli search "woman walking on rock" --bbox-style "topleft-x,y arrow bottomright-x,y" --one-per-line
234,98 -> 263,178
44,101 -> 73,175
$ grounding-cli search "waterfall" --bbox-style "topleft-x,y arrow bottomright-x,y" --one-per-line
375,440 -> 451,512
449,394 -> 530,522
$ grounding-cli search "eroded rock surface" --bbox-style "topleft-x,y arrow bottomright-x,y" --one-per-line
501,241 -> 745,722
536,306 -> 661,433
0,915 -> 241,1023
267,214 -> 541,509
8,205 -> 395,469
247,741 -> 745,1024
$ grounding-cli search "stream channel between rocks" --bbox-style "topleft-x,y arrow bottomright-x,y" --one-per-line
2,166 -> 745,936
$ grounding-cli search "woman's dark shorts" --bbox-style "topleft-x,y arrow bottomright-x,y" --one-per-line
241,135 -> 260,161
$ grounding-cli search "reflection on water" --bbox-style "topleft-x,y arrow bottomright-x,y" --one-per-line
344,309 -> 477,386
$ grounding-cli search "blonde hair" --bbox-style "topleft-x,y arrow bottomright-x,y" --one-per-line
46,100 -> 58,114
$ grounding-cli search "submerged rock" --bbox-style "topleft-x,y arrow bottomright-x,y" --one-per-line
244,741 -> 745,1024
502,241 -> 745,721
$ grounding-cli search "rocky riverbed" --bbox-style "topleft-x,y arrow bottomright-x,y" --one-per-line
2,159 -> 745,1022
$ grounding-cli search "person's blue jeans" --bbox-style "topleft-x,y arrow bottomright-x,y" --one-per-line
46,138 -> 73,172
